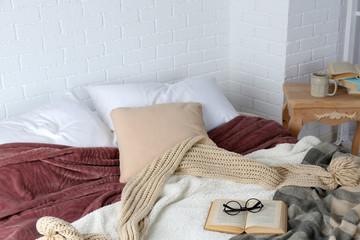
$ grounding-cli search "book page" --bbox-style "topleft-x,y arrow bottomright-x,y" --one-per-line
245,200 -> 281,229
347,88 -> 360,95
208,200 -> 246,228
329,61 -> 356,74
354,64 -> 360,75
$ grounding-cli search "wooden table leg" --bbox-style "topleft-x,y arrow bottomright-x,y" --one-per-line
282,102 -> 290,129
287,111 -> 302,138
351,121 -> 360,156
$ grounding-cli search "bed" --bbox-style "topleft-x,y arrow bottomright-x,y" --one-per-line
1,77 -> 359,240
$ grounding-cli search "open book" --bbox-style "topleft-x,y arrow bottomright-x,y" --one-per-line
204,199 -> 287,235
327,61 -> 360,80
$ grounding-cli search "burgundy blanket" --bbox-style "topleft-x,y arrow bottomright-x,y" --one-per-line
0,115 -> 296,240
208,115 -> 298,154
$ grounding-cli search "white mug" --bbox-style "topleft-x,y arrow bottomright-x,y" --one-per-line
310,72 -> 337,97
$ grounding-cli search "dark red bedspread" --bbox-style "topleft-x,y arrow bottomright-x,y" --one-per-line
0,144 -> 124,240
0,115 -> 296,240
208,115 -> 298,155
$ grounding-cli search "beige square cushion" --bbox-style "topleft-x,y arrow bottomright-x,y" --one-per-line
111,102 -> 208,183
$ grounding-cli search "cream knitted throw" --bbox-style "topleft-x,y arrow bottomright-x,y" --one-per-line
36,216 -> 112,240
118,136 -> 360,240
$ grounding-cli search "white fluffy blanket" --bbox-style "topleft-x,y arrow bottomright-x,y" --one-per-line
72,136 -> 321,240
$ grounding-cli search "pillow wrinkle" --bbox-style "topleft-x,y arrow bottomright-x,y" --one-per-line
0,93 -> 114,147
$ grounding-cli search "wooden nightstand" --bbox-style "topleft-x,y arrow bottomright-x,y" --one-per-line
282,83 -> 360,156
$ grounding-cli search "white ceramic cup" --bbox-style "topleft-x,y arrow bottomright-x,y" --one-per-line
310,72 -> 337,97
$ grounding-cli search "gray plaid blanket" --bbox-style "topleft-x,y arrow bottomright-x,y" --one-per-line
231,142 -> 360,240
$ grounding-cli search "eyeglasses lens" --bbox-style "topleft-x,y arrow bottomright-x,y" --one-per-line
246,198 -> 263,213
223,201 -> 242,215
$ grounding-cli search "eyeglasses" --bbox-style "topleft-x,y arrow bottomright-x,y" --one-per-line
223,198 -> 263,215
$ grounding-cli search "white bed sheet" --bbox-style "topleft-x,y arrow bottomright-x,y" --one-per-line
72,136 -> 321,240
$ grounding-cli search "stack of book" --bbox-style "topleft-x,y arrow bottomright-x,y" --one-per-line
327,61 -> 360,95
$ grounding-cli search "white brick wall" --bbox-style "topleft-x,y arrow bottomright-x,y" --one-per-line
286,0 -> 346,83
0,0 -> 230,118
228,0 -> 289,121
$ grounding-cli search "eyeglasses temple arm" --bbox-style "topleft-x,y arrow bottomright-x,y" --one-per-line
223,204 -> 240,211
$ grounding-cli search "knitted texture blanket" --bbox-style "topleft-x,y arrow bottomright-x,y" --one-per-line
36,216 -> 112,240
117,136 -> 360,240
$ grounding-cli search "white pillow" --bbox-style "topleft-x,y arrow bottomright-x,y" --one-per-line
0,93 -> 114,147
86,76 -> 238,132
